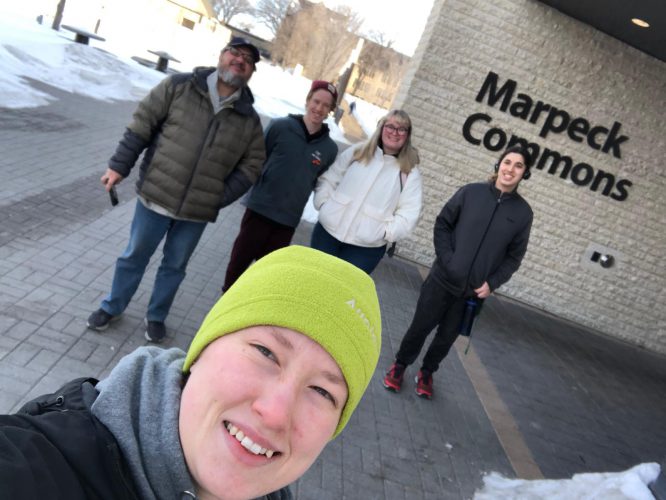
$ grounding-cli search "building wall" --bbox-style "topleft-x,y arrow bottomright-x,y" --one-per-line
271,2 -> 358,83
394,0 -> 666,353
348,40 -> 411,109
226,25 -> 272,58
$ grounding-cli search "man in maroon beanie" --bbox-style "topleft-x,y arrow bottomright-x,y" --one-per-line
222,80 -> 340,292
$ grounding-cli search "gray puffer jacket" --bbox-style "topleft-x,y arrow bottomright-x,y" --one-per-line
109,67 -> 265,222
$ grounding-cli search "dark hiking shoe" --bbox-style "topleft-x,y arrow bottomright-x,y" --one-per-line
383,362 -> 406,392
87,309 -> 118,331
415,369 -> 433,399
144,319 -> 166,343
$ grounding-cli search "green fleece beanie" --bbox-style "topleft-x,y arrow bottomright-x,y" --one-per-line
183,245 -> 381,438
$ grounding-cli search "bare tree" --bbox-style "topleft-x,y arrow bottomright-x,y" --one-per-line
238,20 -> 255,32
254,0 -> 297,36
213,0 -> 254,25
306,10 -> 358,81
366,30 -> 395,49
333,5 -> 363,35
271,2 -> 360,82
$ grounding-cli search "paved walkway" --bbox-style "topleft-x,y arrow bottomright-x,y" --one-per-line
1,84 -> 665,499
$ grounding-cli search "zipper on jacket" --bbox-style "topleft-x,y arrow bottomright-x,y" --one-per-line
207,120 -> 221,147
340,151 -> 399,243
106,440 -> 142,499
176,115 -> 220,215
462,190 -> 503,295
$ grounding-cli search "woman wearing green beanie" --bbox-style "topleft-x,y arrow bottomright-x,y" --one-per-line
0,246 -> 381,500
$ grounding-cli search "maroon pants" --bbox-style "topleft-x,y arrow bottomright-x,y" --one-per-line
223,209 -> 296,291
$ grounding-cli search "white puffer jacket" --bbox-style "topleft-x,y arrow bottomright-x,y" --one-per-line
313,145 -> 422,248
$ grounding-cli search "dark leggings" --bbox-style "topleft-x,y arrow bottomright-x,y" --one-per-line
395,271 -> 467,373
223,209 -> 295,291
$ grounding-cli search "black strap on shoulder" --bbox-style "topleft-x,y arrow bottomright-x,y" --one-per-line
17,377 -> 99,415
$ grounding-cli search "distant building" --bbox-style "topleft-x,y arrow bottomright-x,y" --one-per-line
271,0 -> 410,109
272,1 -> 357,83
54,0 -> 231,68
348,40 -> 411,109
225,25 -> 273,59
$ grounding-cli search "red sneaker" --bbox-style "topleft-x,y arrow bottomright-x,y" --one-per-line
382,362 -> 406,392
415,370 -> 433,399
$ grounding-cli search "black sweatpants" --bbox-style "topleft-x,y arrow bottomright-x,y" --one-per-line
223,209 -> 296,292
395,270 -> 467,373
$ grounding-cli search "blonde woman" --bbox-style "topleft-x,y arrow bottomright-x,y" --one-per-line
311,109 -> 422,273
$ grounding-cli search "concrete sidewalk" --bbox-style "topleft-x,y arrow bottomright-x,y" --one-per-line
1,86 -> 665,499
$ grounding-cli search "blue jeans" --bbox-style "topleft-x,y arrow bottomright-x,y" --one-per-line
310,222 -> 386,274
101,201 -> 207,322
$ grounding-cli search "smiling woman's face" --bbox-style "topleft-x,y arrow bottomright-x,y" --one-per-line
495,152 -> 526,193
179,325 -> 348,500
381,116 -> 409,155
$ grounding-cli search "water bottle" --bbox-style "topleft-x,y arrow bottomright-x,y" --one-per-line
458,298 -> 477,337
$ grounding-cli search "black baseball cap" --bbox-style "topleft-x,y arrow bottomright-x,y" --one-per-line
226,37 -> 260,63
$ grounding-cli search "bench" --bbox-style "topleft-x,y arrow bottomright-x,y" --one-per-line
148,50 -> 181,73
61,25 -> 106,45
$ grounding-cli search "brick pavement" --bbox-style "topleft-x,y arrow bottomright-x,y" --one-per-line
0,85 -> 665,499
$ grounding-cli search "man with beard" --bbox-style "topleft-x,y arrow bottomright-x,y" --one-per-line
87,37 -> 265,343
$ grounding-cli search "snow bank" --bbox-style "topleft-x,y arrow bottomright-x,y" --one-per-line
474,462 -> 660,500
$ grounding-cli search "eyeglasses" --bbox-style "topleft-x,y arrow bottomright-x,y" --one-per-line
384,124 -> 409,136
226,46 -> 255,66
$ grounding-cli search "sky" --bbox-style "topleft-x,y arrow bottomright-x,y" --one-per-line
234,0 -> 434,56
317,0 -> 433,56
321,0 -> 434,55
13,0 -> 434,57
0,14 -> 663,500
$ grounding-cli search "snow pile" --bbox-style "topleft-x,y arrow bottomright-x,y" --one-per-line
474,462 -> 660,500
347,95 -> 390,136
0,14 -> 350,144
0,16 -> 162,108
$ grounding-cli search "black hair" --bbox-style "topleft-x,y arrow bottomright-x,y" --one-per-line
495,145 -> 532,180
498,145 -> 532,168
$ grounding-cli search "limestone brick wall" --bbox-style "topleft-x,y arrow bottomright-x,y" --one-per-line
393,0 -> 666,353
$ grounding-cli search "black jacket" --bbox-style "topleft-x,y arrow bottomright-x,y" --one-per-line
246,114 -> 338,228
432,182 -> 533,297
0,377 -> 140,499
